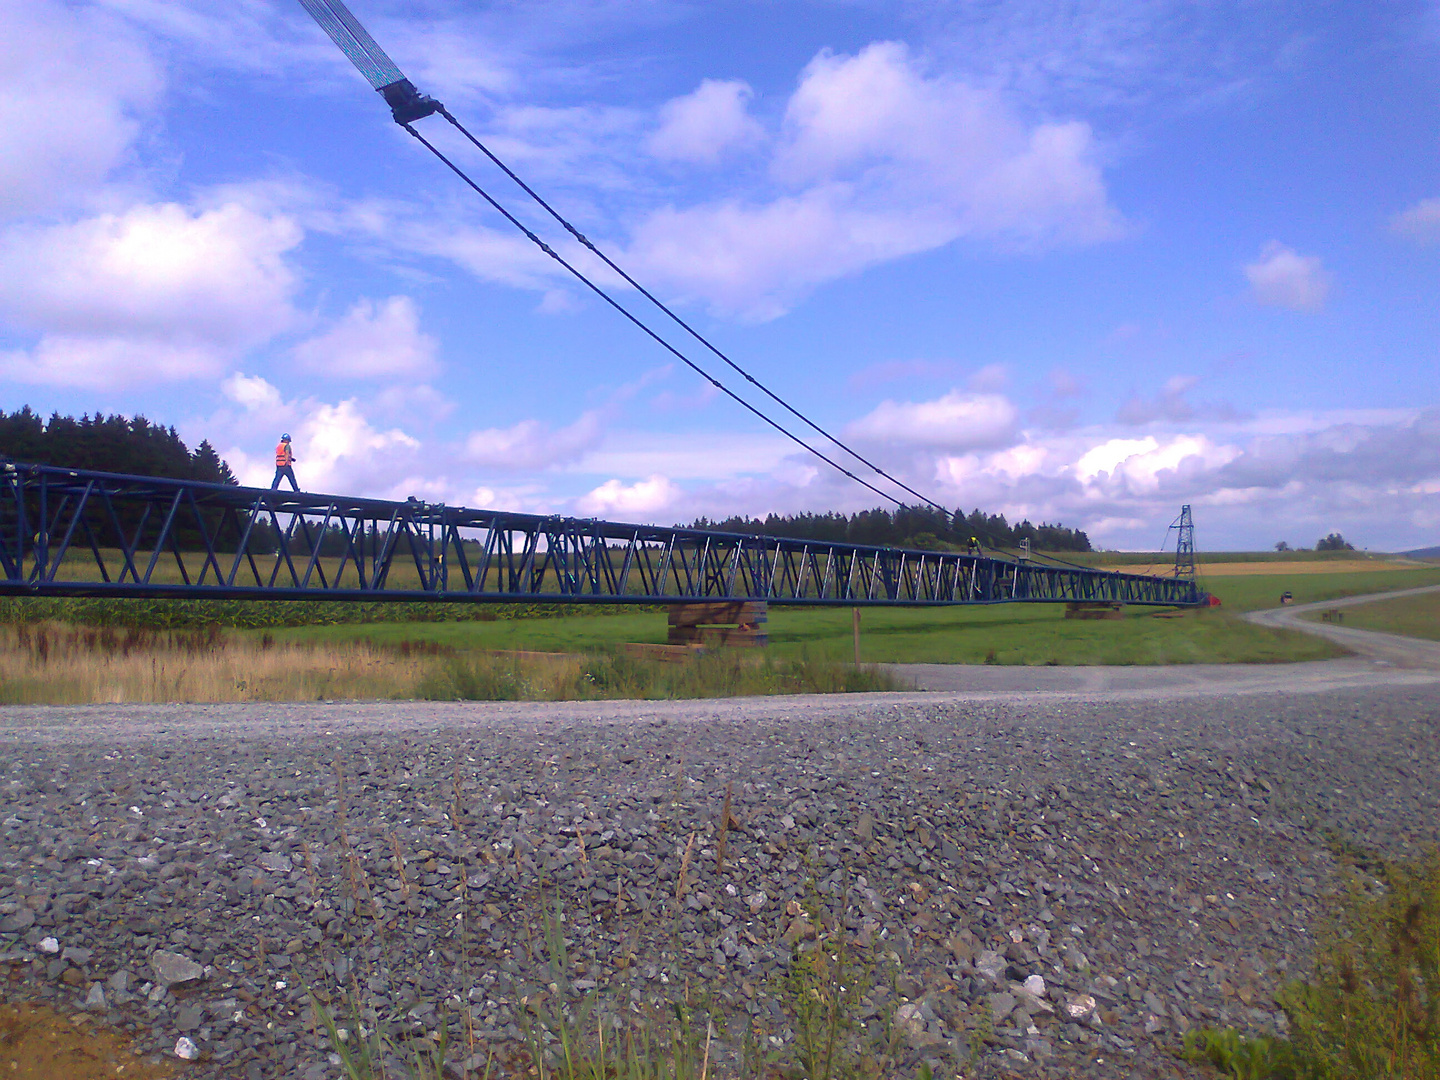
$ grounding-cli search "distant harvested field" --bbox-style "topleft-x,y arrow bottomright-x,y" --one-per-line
1104,559 -> 1425,577
1070,549 -> 1406,567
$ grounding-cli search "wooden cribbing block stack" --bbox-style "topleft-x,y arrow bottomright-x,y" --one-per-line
1064,601 -> 1125,620
667,601 -> 769,647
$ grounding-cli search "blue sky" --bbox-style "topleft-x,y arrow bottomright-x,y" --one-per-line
1,0 -> 1437,550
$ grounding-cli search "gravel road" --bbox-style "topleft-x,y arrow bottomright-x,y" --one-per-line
1,598 -> 1438,1079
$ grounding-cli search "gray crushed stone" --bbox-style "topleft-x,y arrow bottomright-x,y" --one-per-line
1,686 -> 1437,1078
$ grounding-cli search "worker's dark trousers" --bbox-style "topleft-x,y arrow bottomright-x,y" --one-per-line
271,466 -> 298,491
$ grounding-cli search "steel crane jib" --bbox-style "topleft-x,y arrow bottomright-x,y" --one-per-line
0,463 -> 1208,608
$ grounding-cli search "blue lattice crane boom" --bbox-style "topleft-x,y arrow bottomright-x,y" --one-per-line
0,461 -> 1209,607
294,0 -> 440,123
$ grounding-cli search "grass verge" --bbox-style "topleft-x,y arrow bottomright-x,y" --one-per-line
418,650 -> 897,701
0,622 -> 894,704
1183,850 -> 1440,1079
1303,590 -> 1440,642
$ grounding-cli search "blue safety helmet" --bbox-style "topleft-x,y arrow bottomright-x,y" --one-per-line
281,433 -> 291,442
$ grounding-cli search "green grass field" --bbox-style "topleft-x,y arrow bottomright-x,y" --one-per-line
258,603 -> 1340,666
1303,588 -> 1440,641
249,563 -> 1440,666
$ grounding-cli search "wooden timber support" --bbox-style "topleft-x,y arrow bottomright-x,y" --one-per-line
667,601 -> 769,647
1064,601 -> 1125,620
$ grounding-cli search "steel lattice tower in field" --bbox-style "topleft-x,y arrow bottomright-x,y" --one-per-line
1171,505 -> 1197,579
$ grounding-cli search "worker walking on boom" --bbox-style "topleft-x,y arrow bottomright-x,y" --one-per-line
272,433 -> 299,491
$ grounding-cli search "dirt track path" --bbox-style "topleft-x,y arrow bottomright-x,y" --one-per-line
891,585 -> 1440,696
1243,583 -> 1440,669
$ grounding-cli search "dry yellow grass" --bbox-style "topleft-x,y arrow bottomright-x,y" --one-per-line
0,623 -> 430,705
0,623 -> 894,705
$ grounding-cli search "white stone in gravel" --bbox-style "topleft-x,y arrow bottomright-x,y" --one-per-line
1023,974 -> 1047,999
1063,993 -> 1097,1020
257,852 -> 292,873
894,1002 -> 925,1035
37,937 -> 59,954
974,950 -> 1006,981
151,950 -> 204,986
174,1037 -> 200,1060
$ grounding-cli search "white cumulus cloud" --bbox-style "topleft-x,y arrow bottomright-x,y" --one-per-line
1077,434 -> 1241,495
221,372 -> 285,412
649,79 -> 764,163
1244,241 -> 1332,311
293,296 -> 439,379
846,391 -> 1019,450
628,41 -> 1122,318
215,393 -> 423,497
576,475 -> 682,518
0,199 -> 302,388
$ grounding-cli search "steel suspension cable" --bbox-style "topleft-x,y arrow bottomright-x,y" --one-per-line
294,0 -> 951,516
434,107 -> 952,517
402,123 -> 909,510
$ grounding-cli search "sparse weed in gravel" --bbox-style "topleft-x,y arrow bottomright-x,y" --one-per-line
1184,849 -> 1440,1080
311,989 -> 464,1080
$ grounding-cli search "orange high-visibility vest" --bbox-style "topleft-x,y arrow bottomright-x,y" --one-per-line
275,442 -> 292,467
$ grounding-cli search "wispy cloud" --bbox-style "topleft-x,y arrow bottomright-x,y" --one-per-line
649,79 -> 765,164
1244,241 -> 1332,311
293,296 -> 439,379
1391,196 -> 1440,242
0,1 -> 162,219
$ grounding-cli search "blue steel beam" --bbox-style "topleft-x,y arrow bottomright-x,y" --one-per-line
0,462 -> 1207,606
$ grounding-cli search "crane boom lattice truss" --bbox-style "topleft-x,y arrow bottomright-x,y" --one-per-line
0,464 -> 1206,607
